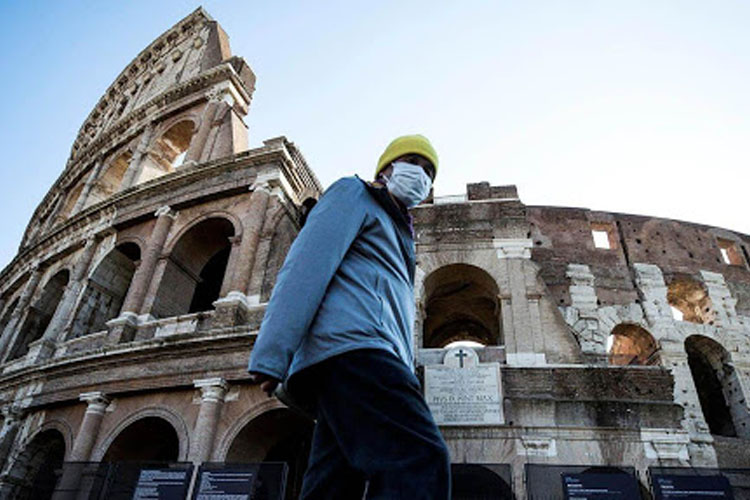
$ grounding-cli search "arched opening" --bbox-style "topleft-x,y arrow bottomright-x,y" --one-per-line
137,121 -> 194,184
607,324 -> 660,366
9,270 -> 70,360
422,264 -> 501,348
4,429 -> 65,500
667,276 -> 714,324
84,151 -> 132,207
102,416 -> 179,462
451,464 -> 513,499
685,335 -> 750,438
58,182 -> 85,221
68,243 -> 141,338
226,409 -> 314,500
152,218 -> 234,318
0,297 -> 19,334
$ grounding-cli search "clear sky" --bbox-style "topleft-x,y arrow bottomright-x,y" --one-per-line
0,1 -> 748,269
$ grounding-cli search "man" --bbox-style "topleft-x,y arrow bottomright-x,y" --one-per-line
248,135 -> 451,499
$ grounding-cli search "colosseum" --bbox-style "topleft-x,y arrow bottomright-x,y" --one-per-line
0,7 -> 748,500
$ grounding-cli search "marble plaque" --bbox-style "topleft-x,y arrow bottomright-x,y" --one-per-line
424,349 -> 503,426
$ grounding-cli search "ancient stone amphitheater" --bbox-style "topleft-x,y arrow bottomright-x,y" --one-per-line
0,7 -> 748,500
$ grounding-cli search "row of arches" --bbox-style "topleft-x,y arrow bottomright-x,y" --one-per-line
419,265 -> 749,440
61,119 -> 197,221
420,265 -> 721,350
2,216 -> 246,360
6,408 -> 312,500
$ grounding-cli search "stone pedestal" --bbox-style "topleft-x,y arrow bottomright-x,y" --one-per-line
211,292 -> 252,328
105,312 -> 140,344
189,378 -> 228,464
24,338 -> 57,364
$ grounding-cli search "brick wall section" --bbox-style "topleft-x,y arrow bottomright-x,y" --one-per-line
527,206 -> 750,314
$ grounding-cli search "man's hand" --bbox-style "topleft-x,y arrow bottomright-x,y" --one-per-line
249,372 -> 280,397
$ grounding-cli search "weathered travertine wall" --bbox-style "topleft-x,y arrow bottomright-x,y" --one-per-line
0,8 -> 748,499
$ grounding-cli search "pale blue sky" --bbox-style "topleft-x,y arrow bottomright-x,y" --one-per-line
0,1 -> 748,268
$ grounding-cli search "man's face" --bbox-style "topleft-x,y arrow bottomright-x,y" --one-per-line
379,154 -> 436,182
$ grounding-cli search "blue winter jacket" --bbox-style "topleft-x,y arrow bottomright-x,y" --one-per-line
248,176 -> 416,381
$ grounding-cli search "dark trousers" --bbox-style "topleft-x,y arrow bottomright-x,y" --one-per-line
295,349 -> 451,499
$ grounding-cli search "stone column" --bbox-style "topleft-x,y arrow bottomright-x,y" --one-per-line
246,204 -> 283,306
564,264 -> 605,359
231,186 -> 271,295
0,266 -> 43,361
493,238 -> 546,366
119,124 -> 154,190
70,159 -> 104,215
184,92 -> 222,165
0,406 -> 23,470
52,392 -> 110,500
70,392 -> 110,462
188,378 -> 228,464
213,185 -> 272,327
34,239 -> 98,355
107,206 -> 176,343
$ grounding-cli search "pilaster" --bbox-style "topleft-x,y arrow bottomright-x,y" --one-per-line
188,378 -> 228,463
119,124 -> 154,190
494,238 -> 545,366
0,266 -> 44,362
108,206 -> 176,343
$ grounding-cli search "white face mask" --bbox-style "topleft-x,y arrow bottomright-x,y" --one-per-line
385,161 -> 433,208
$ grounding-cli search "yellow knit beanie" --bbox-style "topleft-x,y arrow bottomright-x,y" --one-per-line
375,134 -> 439,179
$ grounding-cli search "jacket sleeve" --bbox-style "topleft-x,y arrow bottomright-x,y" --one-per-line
248,177 -> 368,379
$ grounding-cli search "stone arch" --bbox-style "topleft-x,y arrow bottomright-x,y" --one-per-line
608,323 -> 660,366
152,217 -> 236,318
0,297 -> 20,335
25,418 -> 74,458
163,211 -> 243,254
667,275 -> 714,324
215,398 -> 286,460
84,150 -> 133,207
223,406 -> 314,500
137,118 -> 197,184
421,263 -> 501,348
93,406 -> 189,462
9,269 -> 70,360
451,464 -> 513,499
58,181 -> 85,220
3,428 -> 66,499
685,335 -> 750,438
68,242 -> 141,338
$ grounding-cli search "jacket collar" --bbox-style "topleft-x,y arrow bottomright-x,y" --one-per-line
360,177 -> 414,237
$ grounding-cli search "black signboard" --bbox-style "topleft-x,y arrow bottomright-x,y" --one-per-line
131,467 -> 192,500
194,469 -> 256,499
652,475 -> 734,499
192,463 -> 288,500
527,465 -> 641,500
562,473 -> 641,499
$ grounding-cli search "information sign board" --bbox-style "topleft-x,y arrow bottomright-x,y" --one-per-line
562,473 -> 641,499
131,468 -> 192,500
652,474 -> 734,499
